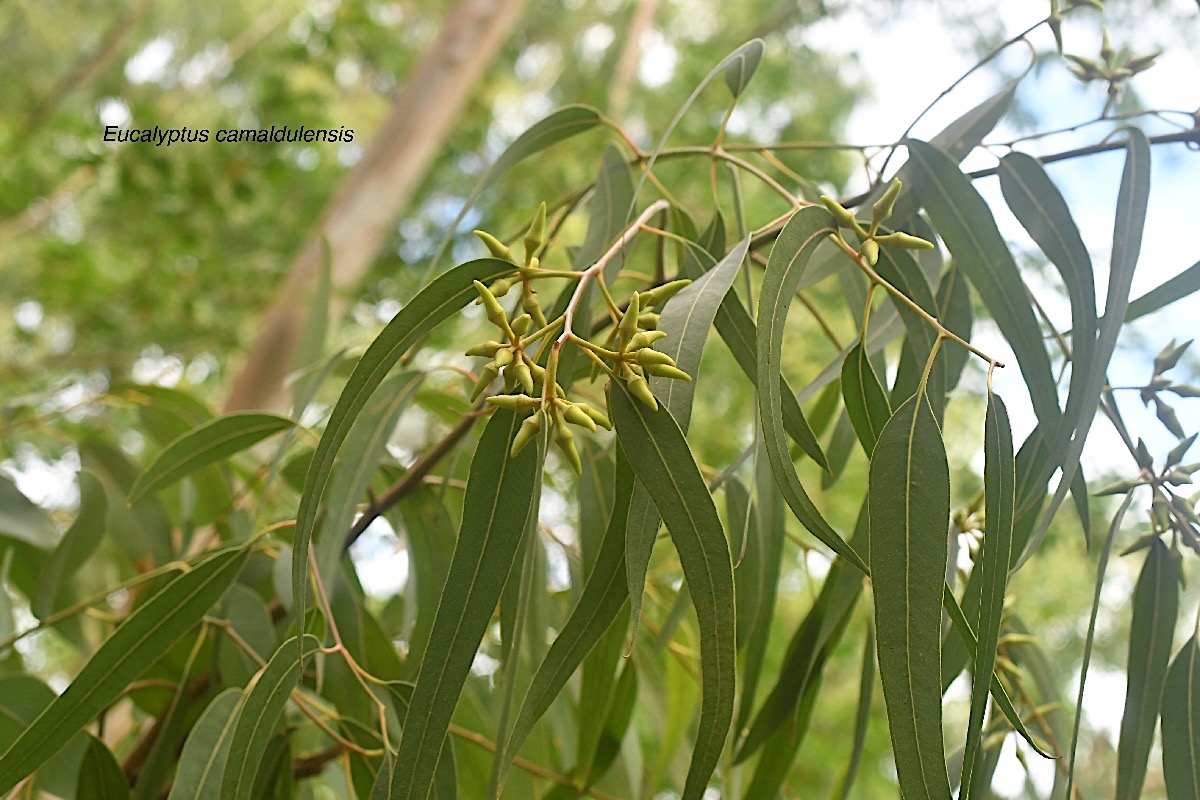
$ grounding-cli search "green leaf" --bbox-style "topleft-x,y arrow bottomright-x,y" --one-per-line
907,139 -> 1060,438
626,235 -> 749,633
1018,128 -> 1151,569
841,341 -> 892,456
32,471 -> 107,619
869,393 -> 952,800
1116,538 -> 1181,799
723,38 -> 764,98
426,105 -> 604,278
398,488 -> 457,676
610,383 -> 735,800
758,206 -> 866,572
76,736 -> 129,800
390,408 -> 540,800
221,634 -> 321,800
314,370 -> 423,584
130,412 -> 294,503
1123,257 -> 1200,323
1161,635 -> 1200,800
961,392 -> 1015,798
832,621 -> 876,800
293,257 -> 515,661
383,681 -> 457,800
0,475 -> 56,550
1066,491 -> 1135,798
167,689 -> 243,800
0,545 -> 249,795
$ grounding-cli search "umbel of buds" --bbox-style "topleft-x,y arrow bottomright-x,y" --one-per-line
820,180 -> 935,266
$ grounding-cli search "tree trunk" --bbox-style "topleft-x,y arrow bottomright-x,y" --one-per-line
223,0 -> 526,413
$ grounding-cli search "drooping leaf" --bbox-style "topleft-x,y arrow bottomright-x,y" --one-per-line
397,488 -> 457,676
1116,538 -> 1181,799
130,412 -> 294,503
32,471 -> 107,619
841,341 -> 892,456
0,546 -> 249,795
907,139 -> 1060,439
167,689 -> 243,800
832,621 -> 876,800
610,383 -> 735,800
221,635 -> 321,800
1066,491 -> 1135,797
625,235 -> 749,632
961,392 -> 1015,798
0,675 -> 88,799
757,206 -> 865,572
1019,128 -> 1151,569
389,408 -> 540,800
76,736 -> 129,800
0,475 -> 56,550
314,370 -> 423,583
292,257 -> 515,659
869,393 -> 952,800
1161,635 -> 1200,800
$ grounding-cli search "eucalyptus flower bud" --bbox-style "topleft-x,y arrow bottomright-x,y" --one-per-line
563,403 -> 598,432
636,348 -> 676,368
474,230 -> 515,262
579,403 -> 612,430
473,280 -> 510,330
875,231 -> 936,250
554,423 -> 582,473
645,364 -> 692,382
510,361 -> 535,394
465,341 -> 504,358
510,313 -> 532,336
619,293 -> 641,344
870,180 -> 903,229
493,347 -> 514,368
470,362 -> 499,401
1100,28 -> 1114,66
819,195 -> 866,236
637,312 -> 660,328
510,410 -> 543,458
860,238 -> 880,267
627,375 -> 658,410
486,394 -> 541,411
627,330 -> 669,350
524,201 -> 547,262
641,279 -> 692,308
487,278 -> 513,298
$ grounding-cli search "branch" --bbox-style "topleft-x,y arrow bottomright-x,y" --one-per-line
343,408 -> 482,549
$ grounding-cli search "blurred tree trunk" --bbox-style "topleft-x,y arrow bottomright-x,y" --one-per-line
223,0 -> 526,413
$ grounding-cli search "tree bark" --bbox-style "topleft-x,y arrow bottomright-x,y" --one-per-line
223,0 -> 526,413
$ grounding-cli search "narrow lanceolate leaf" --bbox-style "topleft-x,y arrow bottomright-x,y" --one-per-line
758,206 -> 866,572
832,621 -> 876,800
221,635 -> 320,800
129,413 -> 294,503
76,736 -> 128,800
1162,636 -> 1200,799
610,384 -> 735,800
869,394 -> 952,800
1020,129 -> 1151,569
1116,539 -> 1181,799
0,546 -> 249,795
1123,257 -> 1200,323
499,448 -> 634,792
841,341 -> 892,456
33,471 -> 107,618
907,139 -> 1059,439
962,392 -> 1015,798
390,409 -> 540,800
626,235 -> 749,632
168,689 -> 243,800
1067,491 -> 1135,798
293,258 -> 515,657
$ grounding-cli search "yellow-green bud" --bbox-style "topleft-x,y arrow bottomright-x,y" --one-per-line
473,280 -> 510,330
1125,50 -> 1161,75
636,348 -> 676,368
487,394 -> 541,411
493,347 -> 514,368
645,363 -> 692,382
511,410 -> 543,457
487,278 -> 512,298
870,180 -> 903,229
510,313 -> 532,336
637,312 -> 660,328
563,403 -> 598,432
579,403 -> 612,430
528,362 -> 545,381
1100,28 -> 1114,65
1152,495 -> 1170,530
470,363 -> 499,401
474,230 -> 515,262
875,231 -> 935,250
642,279 -> 692,308
510,361 -> 535,394
465,341 -> 504,357
627,375 -> 658,410
820,195 -> 866,236
619,293 -> 641,344
1094,477 -> 1144,496
627,330 -> 669,350
861,238 -> 880,266
524,201 -> 547,262
554,423 -> 582,473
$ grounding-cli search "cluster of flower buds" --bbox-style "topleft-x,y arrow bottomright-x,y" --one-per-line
1065,29 -> 1161,103
466,280 -> 547,400
819,180 -> 935,266
609,288 -> 691,410
474,202 -> 551,327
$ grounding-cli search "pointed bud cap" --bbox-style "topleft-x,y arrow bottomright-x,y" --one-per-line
474,230 -> 514,261
627,375 -> 658,410
524,201 -> 547,262
510,411 -> 543,458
